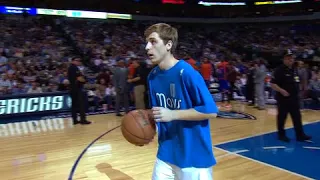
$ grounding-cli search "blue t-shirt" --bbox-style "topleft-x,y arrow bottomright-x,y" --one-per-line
148,60 -> 219,168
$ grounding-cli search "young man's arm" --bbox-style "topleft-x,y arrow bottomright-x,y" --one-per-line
152,68 -> 218,122
152,107 -> 216,122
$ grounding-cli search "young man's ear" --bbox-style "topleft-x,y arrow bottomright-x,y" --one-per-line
166,40 -> 173,52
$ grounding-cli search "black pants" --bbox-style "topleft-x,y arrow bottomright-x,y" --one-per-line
228,82 -> 236,101
115,89 -> 129,115
246,83 -> 255,104
70,90 -> 86,122
310,90 -> 320,104
277,97 -> 304,138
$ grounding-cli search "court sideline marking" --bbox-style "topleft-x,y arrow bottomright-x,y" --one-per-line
213,147 -> 314,180
213,120 -> 319,180
68,125 -> 121,180
214,120 -> 319,146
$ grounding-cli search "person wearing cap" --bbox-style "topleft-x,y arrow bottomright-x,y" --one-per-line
270,51 -> 311,142
67,57 -> 91,125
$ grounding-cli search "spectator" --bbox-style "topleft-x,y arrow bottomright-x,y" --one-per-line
112,60 -> 130,116
12,81 -> 27,95
58,79 -> 70,91
45,82 -> 58,92
200,57 -> 212,87
254,59 -> 267,110
27,81 -> 43,94
309,73 -> 320,104
94,78 -> 108,111
105,84 -> 116,109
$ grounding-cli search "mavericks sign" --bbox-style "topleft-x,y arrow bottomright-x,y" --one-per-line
0,92 -> 71,117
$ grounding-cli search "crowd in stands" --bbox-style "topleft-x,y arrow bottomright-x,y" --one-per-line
0,15 -> 319,110
0,15 -> 75,95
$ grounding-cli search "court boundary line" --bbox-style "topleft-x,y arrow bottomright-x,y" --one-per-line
214,120 -> 319,146
68,125 -> 121,180
213,146 -> 315,180
213,120 -> 319,180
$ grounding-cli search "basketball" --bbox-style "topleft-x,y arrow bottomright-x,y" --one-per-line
121,109 -> 156,146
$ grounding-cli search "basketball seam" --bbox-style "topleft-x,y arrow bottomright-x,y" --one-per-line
129,110 -> 147,139
122,125 -> 151,141
141,110 -> 154,139
139,110 -> 150,140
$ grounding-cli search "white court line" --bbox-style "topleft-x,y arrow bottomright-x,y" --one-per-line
214,120 -> 320,146
214,146 -> 315,180
232,149 -> 250,154
263,146 -> 286,149
216,149 -> 249,160
213,120 -> 319,180
303,146 -> 320,150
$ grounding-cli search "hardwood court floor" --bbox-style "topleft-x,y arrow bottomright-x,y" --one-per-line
0,101 -> 319,180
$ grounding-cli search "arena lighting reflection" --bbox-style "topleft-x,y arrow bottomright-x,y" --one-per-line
12,153 -> 47,166
87,144 -> 112,156
198,1 -> 246,6
0,118 -> 73,137
254,0 -> 302,5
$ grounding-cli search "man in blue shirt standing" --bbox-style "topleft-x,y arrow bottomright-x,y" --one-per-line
145,23 -> 219,180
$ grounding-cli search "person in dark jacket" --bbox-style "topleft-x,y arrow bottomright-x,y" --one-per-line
271,52 -> 311,142
67,57 -> 91,125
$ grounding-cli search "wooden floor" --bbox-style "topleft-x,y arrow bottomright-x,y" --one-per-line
0,101 -> 319,180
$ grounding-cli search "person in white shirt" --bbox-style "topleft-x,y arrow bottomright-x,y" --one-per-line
27,81 -> 43,94
236,74 -> 247,97
0,74 -> 12,88
105,84 -> 116,109
23,71 -> 36,83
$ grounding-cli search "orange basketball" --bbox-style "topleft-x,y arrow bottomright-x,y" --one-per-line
121,109 -> 156,146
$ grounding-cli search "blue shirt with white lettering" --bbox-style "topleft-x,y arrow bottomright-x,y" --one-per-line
148,60 -> 219,168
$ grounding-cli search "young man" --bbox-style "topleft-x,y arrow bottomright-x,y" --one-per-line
145,23 -> 219,180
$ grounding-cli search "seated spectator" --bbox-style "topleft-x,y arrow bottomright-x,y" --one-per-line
12,81 -> 27,95
265,74 -> 275,99
309,73 -> 320,104
23,71 -> 36,83
27,81 -> 43,94
96,69 -> 110,85
0,73 -> 12,89
57,79 -> 70,91
85,72 -> 98,90
94,79 -> 107,111
45,82 -> 58,92
105,83 -> 116,109
235,74 -> 247,97
62,71 -> 69,82
37,71 -> 50,87
0,86 -> 10,95
87,90 -> 97,112
0,52 -> 8,72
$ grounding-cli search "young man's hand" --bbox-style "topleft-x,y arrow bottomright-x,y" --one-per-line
152,107 -> 176,122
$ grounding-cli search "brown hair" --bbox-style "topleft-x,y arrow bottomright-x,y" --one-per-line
144,23 -> 178,53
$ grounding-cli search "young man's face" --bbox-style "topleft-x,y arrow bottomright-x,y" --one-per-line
145,32 -> 171,64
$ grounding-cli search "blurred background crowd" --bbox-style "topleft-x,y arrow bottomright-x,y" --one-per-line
0,14 -> 319,111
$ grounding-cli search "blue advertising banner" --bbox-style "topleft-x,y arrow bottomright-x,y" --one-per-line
0,92 -> 71,118
0,6 -> 37,15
